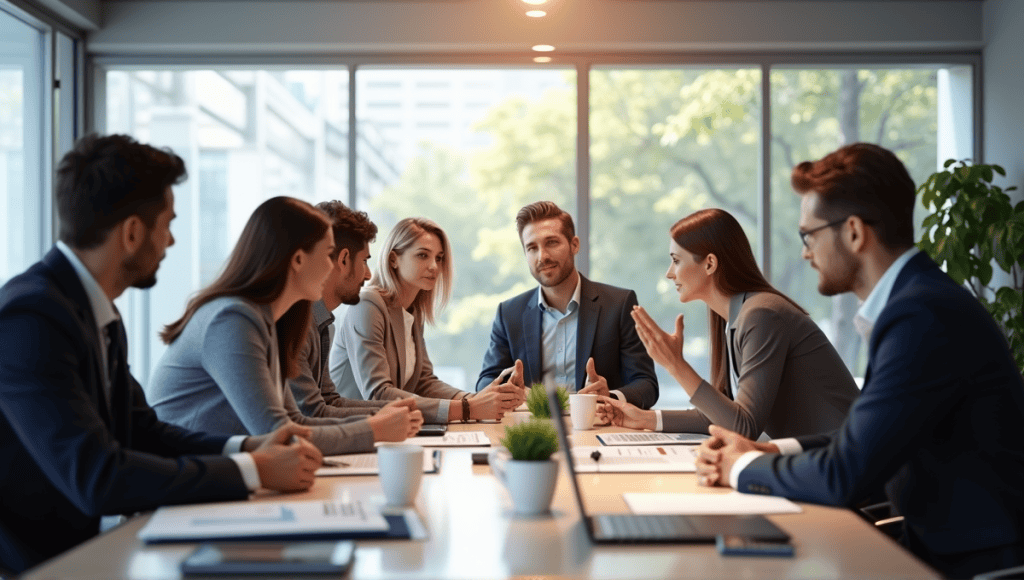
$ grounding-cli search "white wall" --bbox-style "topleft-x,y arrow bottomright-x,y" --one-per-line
87,0 -> 983,55
983,0 -> 1024,203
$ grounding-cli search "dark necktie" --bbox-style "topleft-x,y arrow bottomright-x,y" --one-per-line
103,319 -> 126,412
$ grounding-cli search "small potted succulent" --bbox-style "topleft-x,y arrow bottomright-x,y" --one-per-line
490,419 -> 560,515
525,382 -> 569,419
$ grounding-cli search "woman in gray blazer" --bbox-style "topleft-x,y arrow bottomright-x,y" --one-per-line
598,209 -> 858,439
147,197 -> 422,456
330,217 -> 524,422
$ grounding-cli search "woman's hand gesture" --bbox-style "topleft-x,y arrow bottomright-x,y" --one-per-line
631,305 -> 686,372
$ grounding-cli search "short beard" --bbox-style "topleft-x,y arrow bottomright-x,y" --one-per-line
341,291 -> 361,306
817,236 -> 859,296
123,239 -> 159,290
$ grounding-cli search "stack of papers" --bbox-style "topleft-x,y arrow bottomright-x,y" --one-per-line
623,491 -> 802,515
138,498 -> 391,543
401,431 -> 492,447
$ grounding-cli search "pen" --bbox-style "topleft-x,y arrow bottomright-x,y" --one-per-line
590,450 -> 602,462
322,459 -> 350,468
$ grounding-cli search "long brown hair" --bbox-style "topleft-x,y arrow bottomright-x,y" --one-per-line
161,196 -> 331,380
670,208 -> 806,396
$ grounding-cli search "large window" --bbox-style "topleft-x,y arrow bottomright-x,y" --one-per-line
0,7 -> 45,285
103,59 -> 975,406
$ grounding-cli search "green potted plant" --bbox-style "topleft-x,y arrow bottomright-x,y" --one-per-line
524,383 -> 569,419
491,419 -> 560,515
917,159 -> 1024,371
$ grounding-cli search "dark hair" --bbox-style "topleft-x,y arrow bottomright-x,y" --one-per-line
161,196 -> 331,380
315,200 -> 378,260
791,142 -> 916,249
516,201 -> 575,242
671,209 -> 807,397
56,133 -> 186,249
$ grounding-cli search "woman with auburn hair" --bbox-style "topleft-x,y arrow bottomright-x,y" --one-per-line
330,217 -> 524,422
597,208 -> 858,439
147,196 -> 422,456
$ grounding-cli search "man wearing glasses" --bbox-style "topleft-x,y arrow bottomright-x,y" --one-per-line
695,143 -> 1024,579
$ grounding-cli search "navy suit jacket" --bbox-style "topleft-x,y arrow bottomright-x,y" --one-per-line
738,253 -> 1024,571
0,249 -> 248,573
475,275 -> 658,409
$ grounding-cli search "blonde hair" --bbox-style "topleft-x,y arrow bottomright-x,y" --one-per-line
372,217 -> 453,324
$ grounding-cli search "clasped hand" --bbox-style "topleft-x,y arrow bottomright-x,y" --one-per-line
694,425 -> 779,488
475,359 -> 526,420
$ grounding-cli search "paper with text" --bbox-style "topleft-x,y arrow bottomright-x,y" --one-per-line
571,445 -> 697,473
317,450 -> 439,476
597,432 -> 709,446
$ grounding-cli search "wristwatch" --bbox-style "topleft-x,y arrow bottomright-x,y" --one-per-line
461,393 -> 471,423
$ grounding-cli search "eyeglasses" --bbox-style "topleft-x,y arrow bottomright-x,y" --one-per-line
798,218 -> 848,248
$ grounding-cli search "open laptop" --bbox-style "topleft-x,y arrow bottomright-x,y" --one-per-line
547,386 -> 790,544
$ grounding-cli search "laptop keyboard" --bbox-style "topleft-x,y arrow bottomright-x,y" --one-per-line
594,514 -> 695,540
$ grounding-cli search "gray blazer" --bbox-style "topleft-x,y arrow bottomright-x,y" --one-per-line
663,292 -> 858,439
329,288 -> 463,422
146,297 -> 374,455
288,300 -> 388,419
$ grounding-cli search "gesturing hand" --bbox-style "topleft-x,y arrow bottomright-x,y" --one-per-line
249,423 -> 323,492
595,395 -> 656,430
631,306 -> 686,371
577,357 -> 610,398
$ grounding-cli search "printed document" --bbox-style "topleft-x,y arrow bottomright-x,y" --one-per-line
317,450 -> 439,476
138,498 -> 389,543
571,445 -> 697,473
597,432 -> 709,446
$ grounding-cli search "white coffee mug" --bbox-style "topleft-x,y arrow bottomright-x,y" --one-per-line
489,449 -> 559,515
377,444 -> 423,506
569,393 -> 598,430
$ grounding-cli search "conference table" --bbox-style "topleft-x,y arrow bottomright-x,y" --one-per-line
23,413 -> 941,580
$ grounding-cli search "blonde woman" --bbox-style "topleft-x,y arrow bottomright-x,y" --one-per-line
330,217 -> 524,422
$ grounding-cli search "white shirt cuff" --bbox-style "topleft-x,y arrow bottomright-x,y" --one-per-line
730,451 -> 764,490
223,435 -> 247,455
654,410 -> 664,432
609,389 -> 625,401
229,453 -> 261,491
771,438 -> 803,455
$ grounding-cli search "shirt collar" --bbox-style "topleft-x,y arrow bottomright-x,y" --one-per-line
854,247 -> 920,337
726,292 -> 747,329
312,300 -> 334,330
537,272 -> 582,313
56,241 -> 119,330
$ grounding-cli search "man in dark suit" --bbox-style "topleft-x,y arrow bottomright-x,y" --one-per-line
476,201 -> 658,409
695,143 -> 1024,578
0,134 -> 322,574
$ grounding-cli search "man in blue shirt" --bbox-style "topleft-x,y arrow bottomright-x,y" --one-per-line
695,143 -> 1024,578
476,201 -> 658,409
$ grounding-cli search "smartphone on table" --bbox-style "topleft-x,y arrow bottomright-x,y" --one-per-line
716,535 -> 795,557
181,541 -> 355,575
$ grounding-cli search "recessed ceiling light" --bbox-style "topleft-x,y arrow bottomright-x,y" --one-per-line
522,0 -> 548,5
532,44 -> 555,52
526,10 -> 547,17
534,56 -> 552,63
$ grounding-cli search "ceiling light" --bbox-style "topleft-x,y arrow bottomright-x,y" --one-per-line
522,0 -> 548,5
532,44 -> 555,52
534,56 -> 552,63
526,10 -> 547,17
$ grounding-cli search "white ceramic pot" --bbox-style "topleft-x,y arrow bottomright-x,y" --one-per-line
489,450 -> 559,515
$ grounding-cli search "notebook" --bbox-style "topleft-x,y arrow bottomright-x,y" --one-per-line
546,385 -> 790,544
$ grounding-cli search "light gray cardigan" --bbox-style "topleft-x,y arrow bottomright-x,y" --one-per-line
146,296 -> 374,454
663,292 -> 859,439
329,288 -> 463,422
